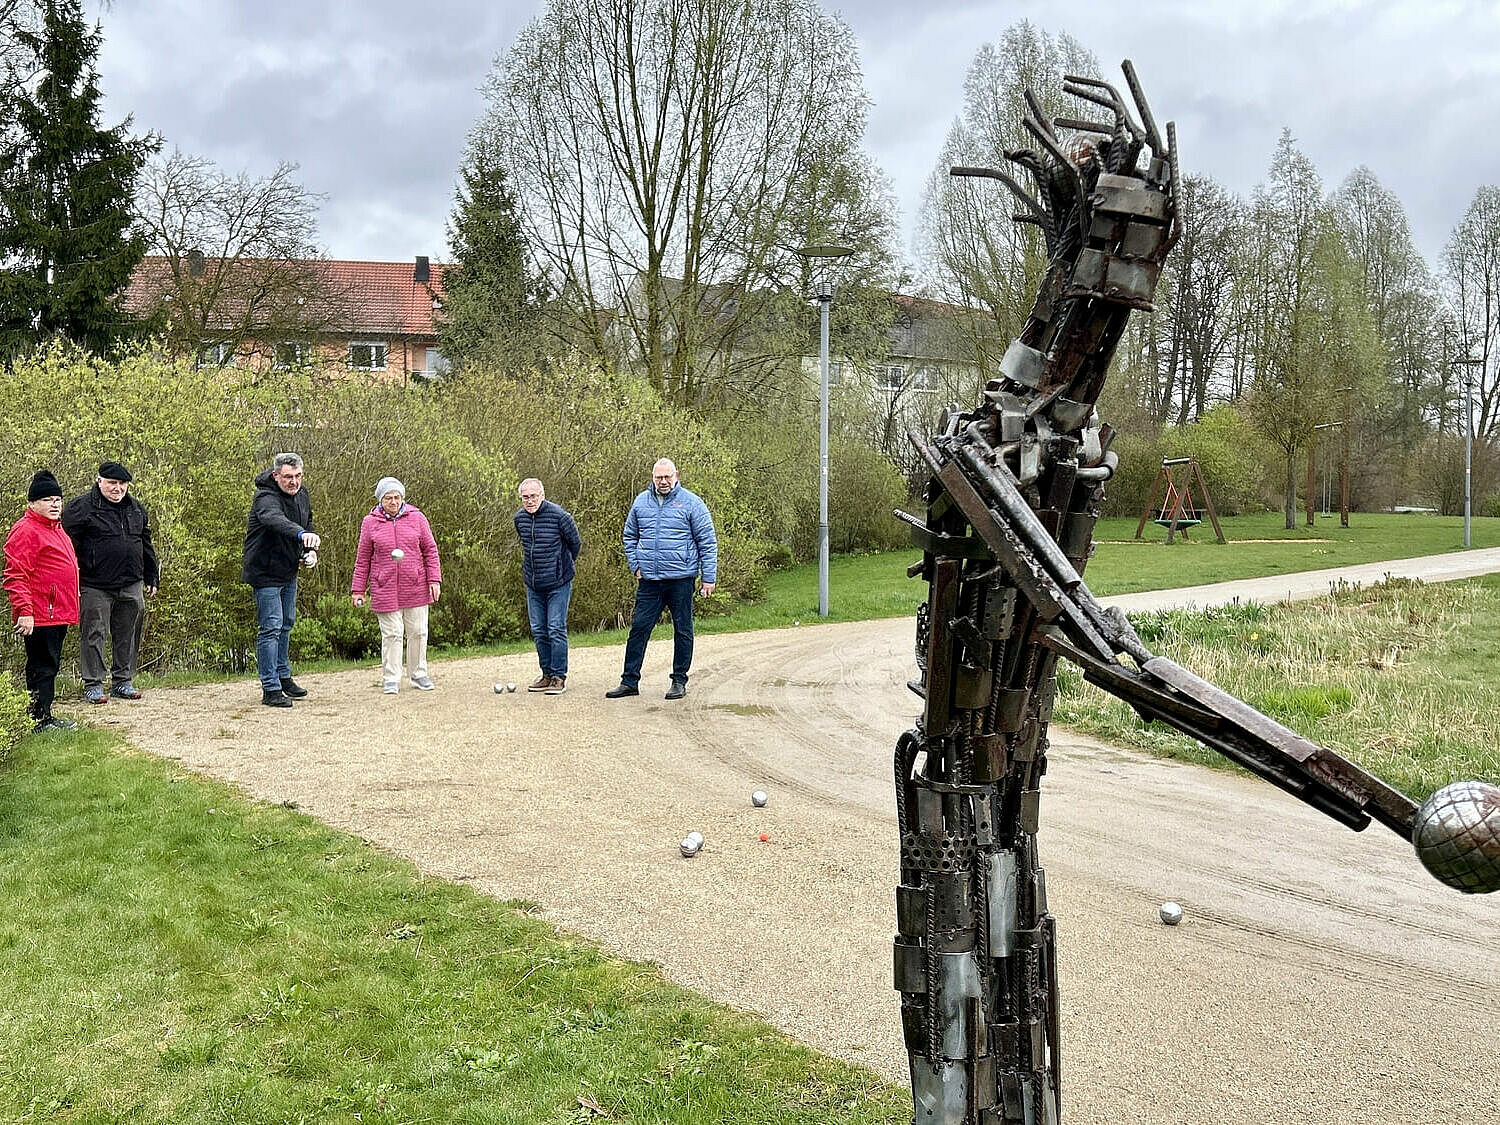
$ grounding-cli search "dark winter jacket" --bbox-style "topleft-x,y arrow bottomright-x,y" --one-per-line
623,484 -> 717,583
242,468 -> 314,588
514,500 -> 582,592
62,486 -> 160,591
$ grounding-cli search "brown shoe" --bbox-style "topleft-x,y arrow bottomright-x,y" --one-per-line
544,675 -> 567,695
526,674 -> 550,692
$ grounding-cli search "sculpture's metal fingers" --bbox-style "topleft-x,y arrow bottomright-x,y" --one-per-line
949,165 -> 1050,226
1120,60 -> 1164,153
1165,121 -> 1184,249
1053,117 -> 1113,136
1061,74 -> 1145,147
1023,88 -> 1056,139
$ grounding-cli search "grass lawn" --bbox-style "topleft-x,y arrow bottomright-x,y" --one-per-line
0,734 -> 909,1124
710,512 -> 1500,629
1054,575 -> 1500,799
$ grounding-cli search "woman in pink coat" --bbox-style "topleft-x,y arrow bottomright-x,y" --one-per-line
350,477 -> 442,694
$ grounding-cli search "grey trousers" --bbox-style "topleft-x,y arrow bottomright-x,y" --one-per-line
79,582 -> 145,688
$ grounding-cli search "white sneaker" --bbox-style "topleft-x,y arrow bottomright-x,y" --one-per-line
382,681 -> 399,695
409,676 -> 435,691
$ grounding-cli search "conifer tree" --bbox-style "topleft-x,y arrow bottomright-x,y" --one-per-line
437,142 -> 545,374
0,0 -> 155,357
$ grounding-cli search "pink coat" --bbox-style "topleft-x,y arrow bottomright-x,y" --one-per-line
350,504 -> 442,613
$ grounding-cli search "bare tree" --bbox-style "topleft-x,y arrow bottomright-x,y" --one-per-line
131,150 -> 348,365
915,21 -> 1099,370
480,0 -> 897,405
1443,185 -> 1500,442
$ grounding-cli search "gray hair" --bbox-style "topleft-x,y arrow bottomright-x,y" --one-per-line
518,478 -> 544,496
272,452 -> 304,472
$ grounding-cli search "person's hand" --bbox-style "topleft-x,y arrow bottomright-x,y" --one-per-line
634,570 -> 642,579
144,585 -> 158,597
429,583 -> 441,603
14,615 -> 34,636
700,582 -> 716,597
300,531 -> 321,549
351,594 -> 366,608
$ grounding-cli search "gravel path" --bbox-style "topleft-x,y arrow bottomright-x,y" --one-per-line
100,553 -> 1500,1124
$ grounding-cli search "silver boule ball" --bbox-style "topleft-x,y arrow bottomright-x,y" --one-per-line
1412,780 -> 1500,894
493,682 -> 505,694
679,837 -> 700,858
1159,901 -> 1183,926
391,548 -> 404,560
507,682 -> 517,693
686,831 -> 704,846
751,790 -> 768,808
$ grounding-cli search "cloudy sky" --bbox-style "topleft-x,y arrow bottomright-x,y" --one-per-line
94,0 -> 1500,274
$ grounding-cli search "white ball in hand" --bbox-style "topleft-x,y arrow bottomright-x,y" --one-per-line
302,550 -> 318,569
391,548 -> 404,560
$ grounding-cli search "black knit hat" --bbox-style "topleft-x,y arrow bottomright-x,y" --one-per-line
27,470 -> 62,502
98,460 -> 132,482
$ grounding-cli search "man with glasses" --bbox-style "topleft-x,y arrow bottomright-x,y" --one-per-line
242,453 -> 319,707
605,458 -> 717,700
514,478 -> 581,695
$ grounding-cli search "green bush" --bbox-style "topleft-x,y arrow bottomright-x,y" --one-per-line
0,669 -> 31,760
1102,405 -> 1271,519
288,615 -> 331,662
309,594 -> 380,659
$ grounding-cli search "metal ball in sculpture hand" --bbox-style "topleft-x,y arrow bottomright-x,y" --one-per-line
679,837 -> 701,858
751,790 -> 769,808
1412,780 -> 1500,894
391,548 -> 404,560
1159,901 -> 1183,925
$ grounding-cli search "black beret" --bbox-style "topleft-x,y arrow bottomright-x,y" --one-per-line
98,461 -> 133,482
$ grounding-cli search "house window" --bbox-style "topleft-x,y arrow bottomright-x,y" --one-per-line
197,341 -> 233,368
424,348 -> 451,378
348,341 -> 388,370
876,364 -> 906,392
274,341 -> 310,369
828,361 -> 842,386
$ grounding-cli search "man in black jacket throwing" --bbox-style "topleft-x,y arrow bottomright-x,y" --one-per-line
242,453 -> 319,707
514,478 -> 581,695
63,461 -> 160,704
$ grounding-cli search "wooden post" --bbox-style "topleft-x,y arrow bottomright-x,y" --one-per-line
1305,439 -> 1316,527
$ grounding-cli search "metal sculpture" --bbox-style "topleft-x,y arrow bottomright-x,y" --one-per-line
893,62 -> 1500,1125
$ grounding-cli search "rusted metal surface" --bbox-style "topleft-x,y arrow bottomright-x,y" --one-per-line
894,61 -> 1499,1125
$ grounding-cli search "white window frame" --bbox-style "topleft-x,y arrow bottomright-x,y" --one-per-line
274,340 -> 311,369
197,340 -> 234,368
348,341 -> 388,370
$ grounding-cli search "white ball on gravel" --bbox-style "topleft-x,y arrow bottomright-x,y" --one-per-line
686,831 -> 704,846
679,837 -> 701,858
751,790 -> 768,808
391,548 -> 404,560
1159,901 -> 1183,926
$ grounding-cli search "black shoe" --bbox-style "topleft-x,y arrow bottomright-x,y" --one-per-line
604,683 -> 639,698
33,716 -> 79,733
664,680 -> 687,700
262,689 -> 294,708
280,678 -> 308,698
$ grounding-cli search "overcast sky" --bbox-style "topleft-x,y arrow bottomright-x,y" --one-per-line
94,0 -> 1500,275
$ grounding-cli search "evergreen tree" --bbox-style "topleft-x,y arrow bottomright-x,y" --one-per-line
0,0 -> 155,357
437,143 -> 545,373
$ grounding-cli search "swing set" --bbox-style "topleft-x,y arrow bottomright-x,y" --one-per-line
1134,456 -> 1226,543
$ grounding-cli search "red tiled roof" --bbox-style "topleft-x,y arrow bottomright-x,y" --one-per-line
124,256 -> 447,338
321,259 -> 447,336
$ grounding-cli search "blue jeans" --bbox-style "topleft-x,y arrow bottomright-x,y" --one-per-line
620,576 -> 695,688
253,581 -> 297,691
525,581 -> 573,677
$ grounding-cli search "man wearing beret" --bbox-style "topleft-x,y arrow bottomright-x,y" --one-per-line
4,470 -> 81,732
62,461 -> 160,704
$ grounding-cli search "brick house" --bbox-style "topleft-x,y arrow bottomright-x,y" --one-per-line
125,255 -> 450,380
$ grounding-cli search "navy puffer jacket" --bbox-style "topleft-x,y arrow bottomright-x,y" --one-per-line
623,484 -> 717,582
514,500 -> 582,591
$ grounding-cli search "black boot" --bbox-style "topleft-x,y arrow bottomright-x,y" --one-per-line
262,689 -> 294,708
280,678 -> 308,698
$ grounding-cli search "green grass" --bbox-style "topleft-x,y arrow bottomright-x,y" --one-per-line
0,734 -> 907,1123
1053,574 -> 1500,798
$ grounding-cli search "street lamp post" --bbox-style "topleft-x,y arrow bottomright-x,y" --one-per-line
798,244 -> 853,617
1450,356 -> 1484,549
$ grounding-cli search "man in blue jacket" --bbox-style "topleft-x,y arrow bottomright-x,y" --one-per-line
514,478 -> 582,695
606,458 -> 717,700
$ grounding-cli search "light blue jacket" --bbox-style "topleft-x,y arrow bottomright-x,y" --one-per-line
623,483 -> 717,583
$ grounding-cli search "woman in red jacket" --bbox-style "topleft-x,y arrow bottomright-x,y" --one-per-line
4,471 -> 81,732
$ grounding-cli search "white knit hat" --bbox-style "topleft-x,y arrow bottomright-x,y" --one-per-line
375,476 -> 406,501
